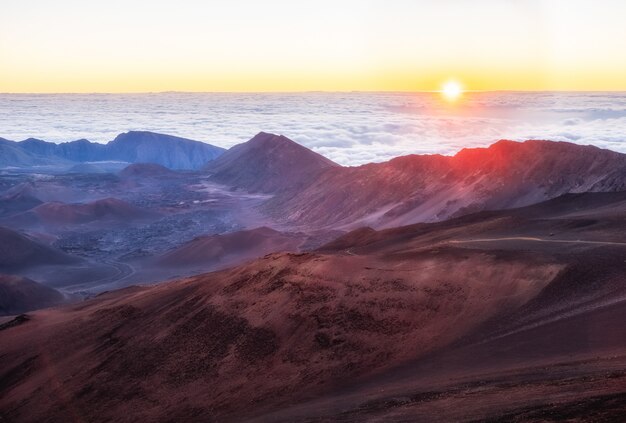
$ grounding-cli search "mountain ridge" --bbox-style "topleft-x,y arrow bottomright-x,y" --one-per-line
264,139 -> 626,229
1,131 -> 225,170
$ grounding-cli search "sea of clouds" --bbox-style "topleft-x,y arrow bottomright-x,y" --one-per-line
1,92 -> 625,166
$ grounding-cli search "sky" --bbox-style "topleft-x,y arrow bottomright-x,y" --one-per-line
1,0 -> 626,93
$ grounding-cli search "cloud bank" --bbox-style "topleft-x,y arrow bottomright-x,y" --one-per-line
1,92 -> 625,166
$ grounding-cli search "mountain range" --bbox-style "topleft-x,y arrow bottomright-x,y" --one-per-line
199,134 -> 626,228
4,131 -> 626,230
2,130 -> 626,421
0,131 -> 225,170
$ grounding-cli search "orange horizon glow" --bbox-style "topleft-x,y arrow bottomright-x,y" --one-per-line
2,0 -> 626,93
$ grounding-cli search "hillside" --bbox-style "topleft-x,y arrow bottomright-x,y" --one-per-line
0,227 -> 78,271
1,192 -> 625,421
0,275 -> 66,315
204,132 -> 339,193
9,198 -> 155,228
106,131 -> 224,169
157,227 -> 305,269
266,140 -> 626,228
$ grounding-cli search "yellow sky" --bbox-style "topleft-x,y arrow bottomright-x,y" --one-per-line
2,0 -> 626,93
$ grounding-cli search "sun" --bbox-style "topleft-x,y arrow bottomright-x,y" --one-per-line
441,80 -> 463,101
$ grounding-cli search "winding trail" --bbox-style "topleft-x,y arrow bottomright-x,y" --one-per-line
63,260 -> 135,294
449,237 -> 626,246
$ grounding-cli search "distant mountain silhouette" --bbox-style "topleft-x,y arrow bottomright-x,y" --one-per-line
1,131 -> 225,170
106,131 -> 224,169
0,138 -> 72,168
203,132 -> 339,192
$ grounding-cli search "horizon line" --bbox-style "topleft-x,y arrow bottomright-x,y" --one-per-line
2,89 -> 626,95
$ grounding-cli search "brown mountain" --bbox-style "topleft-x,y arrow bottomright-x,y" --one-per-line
265,140 -> 626,229
0,227 -> 78,271
9,198 -> 156,229
0,189 -> 42,218
0,274 -> 66,316
118,163 -> 177,178
203,132 -> 339,193
1,192 -> 625,421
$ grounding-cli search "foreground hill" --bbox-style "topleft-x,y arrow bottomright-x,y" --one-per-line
1,192 -> 625,421
0,275 -> 66,316
265,140 -> 626,228
1,131 -> 225,170
203,132 -> 339,193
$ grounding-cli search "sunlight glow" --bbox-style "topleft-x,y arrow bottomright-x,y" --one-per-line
442,80 -> 463,102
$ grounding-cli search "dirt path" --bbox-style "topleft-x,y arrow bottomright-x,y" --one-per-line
62,260 -> 135,294
449,237 -> 626,246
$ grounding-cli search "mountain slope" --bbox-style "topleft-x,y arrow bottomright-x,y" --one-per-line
156,226 -> 305,269
0,188 -> 42,218
0,138 -> 70,168
2,192 -> 625,421
0,227 -> 78,271
106,131 -> 224,169
266,140 -> 626,229
118,163 -> 177,178
8,198 -> 156,229
0,274 -> 66,315
204,132 -> 339,193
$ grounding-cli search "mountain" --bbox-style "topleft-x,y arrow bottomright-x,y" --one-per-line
0,138 -> 71,168
0,274 -> 66,315
1,181 -> 87,203
0,188 -> 42,218
17,138 -> 107,162
1,192 -> 625,421
156,226 -> 305,269
2,131 -> 225,170
8,198 -> 156,229
0,227 -> 78,271
106,131 -> 224,169
266,140 -> 626,229
118,163 -> 177,178
203,132 -> 339,193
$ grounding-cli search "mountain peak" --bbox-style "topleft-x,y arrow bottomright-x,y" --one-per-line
204,132 -> 339,193
248,131 -> 293,145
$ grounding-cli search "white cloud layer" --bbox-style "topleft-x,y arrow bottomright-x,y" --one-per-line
1,92 -> 625,166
